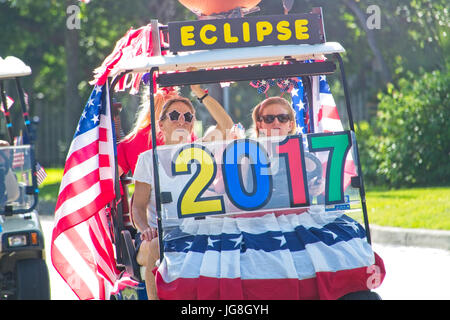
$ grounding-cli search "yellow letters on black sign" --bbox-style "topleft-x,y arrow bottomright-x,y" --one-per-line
169,13 -> 322,52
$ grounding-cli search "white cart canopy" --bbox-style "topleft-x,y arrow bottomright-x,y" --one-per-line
112,42 -> 344,76
0,56 -> 32,79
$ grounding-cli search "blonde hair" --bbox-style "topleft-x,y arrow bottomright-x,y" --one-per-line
121,87 -> 180,142
251,96 -> 297,137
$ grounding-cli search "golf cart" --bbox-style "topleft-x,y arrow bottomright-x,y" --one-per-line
0,56 -> 50,300
105,6 -> 384,300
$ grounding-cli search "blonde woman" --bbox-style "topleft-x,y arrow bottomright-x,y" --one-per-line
133,95 -> 234,300
117,87 -> 180,176
251,96 -> 297,138
117,84 -> 232,176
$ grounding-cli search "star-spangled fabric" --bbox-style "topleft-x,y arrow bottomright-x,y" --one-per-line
154,68 -> 383,300
291,78 -> 307,134
155,208 -> 385,300
51,84 -> 118,300
291,73 -> 357,191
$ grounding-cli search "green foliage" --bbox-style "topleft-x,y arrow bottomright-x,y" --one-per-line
1,0 -> 448,168
38,167 -> 64,202
355,121 -> 386,186
357,69 -> 450,187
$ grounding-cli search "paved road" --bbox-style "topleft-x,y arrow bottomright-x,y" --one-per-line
372,243 -> 450,300
40,216 -> 450,300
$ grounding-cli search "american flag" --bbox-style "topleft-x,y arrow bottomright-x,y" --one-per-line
291,74 -> 357,190
12,151 -> 24,169
35,163 -> 48,185
0,95 -> 14,112
51,84 -> 119,300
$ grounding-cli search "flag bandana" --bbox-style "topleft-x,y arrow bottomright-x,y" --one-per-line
51,85 -> 118,300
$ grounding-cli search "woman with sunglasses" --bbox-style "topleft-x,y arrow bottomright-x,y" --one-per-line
117,84 -> 230,176
116,87 -> 180,177
246,96 -> 385,300
250,96 -> 325,207
252,96 -> 297,137
132,93 -> 234,300
151,95 -> 384,300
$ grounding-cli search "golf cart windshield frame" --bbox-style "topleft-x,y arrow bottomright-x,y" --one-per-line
0,72 -> 39,216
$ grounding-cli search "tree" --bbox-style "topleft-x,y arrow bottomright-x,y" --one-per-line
342,0 -> 392,84
0,0 -> 447,166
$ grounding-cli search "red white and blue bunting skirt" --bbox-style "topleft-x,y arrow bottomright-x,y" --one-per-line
155,207 -> 385,300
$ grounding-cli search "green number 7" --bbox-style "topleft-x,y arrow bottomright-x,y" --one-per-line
307,131 -> 352,204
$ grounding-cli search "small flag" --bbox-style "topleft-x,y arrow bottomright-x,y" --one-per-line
12,151 -> 24,169
35,163 -> 47,185
0,96 -> 14,112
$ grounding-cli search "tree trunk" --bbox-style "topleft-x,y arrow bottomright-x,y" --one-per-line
343,0 -> 392,84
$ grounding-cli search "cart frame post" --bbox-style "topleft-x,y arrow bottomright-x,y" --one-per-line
147,67 -> 165,261
334,52 -> 372,244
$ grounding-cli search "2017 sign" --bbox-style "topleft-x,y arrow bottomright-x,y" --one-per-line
156,131 -> 359,220
168,13 -> 324,52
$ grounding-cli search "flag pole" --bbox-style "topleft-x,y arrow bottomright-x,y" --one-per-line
108,75 -> 126,265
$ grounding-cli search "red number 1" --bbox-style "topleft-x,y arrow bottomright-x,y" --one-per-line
276,136 -> 310,207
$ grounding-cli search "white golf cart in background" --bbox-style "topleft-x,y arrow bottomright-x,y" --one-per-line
0,56 -> 50,300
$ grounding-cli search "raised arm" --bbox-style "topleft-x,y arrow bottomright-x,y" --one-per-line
191,84 -> 234,141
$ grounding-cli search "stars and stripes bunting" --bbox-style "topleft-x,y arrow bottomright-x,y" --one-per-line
156,211 -> 385,300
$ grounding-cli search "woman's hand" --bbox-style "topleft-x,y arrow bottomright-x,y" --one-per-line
190,84 -> 206,98
141,226 -> 158,241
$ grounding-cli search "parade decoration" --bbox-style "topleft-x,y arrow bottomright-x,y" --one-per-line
90,24 -> 168,94
51,85 -> 118,300
249,79 -> 277,95
168,12 -> 323,52
64,3 -> 385,300
154,133 -> 385,300
250,77 -> 298,96
155,131 -> 357,220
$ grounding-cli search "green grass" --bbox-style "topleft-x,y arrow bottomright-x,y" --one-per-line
366,187 -> 450,231
39,167 -> 450,231
38,167 -> 64,202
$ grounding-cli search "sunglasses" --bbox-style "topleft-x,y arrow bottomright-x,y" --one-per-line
162,110 -> 194,123
258,114 -> 291,124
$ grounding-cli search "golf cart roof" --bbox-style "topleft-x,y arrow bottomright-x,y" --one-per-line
112,42 -> 344,75
0,56 -> 32,80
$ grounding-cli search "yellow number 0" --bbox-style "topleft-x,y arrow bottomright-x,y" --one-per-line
173,146 -> 224,218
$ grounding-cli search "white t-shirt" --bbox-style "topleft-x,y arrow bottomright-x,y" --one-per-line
133,149 -> 158,228
133,149 -> 185,229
